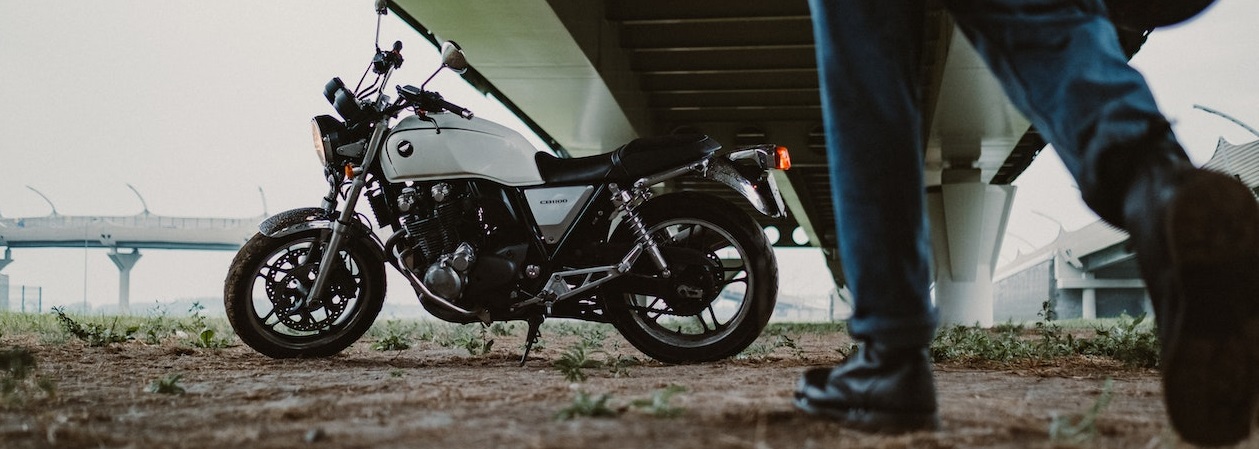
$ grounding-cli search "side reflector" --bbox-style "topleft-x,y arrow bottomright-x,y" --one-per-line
774,146 -> 792,171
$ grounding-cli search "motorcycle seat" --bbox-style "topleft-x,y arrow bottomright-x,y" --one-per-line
535,134 -> 721,185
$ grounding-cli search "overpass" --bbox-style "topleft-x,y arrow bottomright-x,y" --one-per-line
387,0 -> 1152,325
0,212 -> 260,312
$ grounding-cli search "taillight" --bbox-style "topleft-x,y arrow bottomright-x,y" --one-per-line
774,146 -> 792,171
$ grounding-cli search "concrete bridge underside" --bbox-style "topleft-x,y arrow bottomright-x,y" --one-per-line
391,0 -> 1150,326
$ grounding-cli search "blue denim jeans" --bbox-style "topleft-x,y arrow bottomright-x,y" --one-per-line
808,0 -> 1183,347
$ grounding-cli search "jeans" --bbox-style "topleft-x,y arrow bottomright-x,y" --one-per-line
808,0 -> 1184,347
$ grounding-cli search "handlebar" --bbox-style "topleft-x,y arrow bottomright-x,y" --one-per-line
396,85 -> 474,119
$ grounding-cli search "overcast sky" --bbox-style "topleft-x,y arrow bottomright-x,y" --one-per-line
1,0 -> 1257,311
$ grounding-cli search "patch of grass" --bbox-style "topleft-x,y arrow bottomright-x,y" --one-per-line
737,327 -> 805,360
1050,378 -> 1114,444
438,325 -> 495,356
147,373 -> 186,395
931,314 -> 1158,368
555,390 -> 618,421
630,385 -> 686,418
52,307 -> 136,347
764,322 -> 847,335
371,321 -> 415,351
489,322 -> 516,337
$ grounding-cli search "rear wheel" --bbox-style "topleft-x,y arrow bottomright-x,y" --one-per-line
224,229 -> 385,358
604,193 -> 777,363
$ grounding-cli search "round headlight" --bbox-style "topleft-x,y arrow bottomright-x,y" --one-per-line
311,115 -> 343,166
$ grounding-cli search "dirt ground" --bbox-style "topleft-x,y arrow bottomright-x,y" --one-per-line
2,325 -> 1255,449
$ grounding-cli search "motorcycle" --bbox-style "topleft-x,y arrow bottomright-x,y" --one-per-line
224,2 -> 791,364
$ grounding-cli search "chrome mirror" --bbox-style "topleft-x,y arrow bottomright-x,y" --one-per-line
441,41 -> 469,74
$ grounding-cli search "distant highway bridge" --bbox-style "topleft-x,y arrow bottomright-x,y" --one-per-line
0,212 -> 261,312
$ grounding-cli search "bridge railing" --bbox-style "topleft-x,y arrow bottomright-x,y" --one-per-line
0,215 -> 262,230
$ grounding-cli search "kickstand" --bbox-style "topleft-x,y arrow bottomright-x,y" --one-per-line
519,315 -> 544,367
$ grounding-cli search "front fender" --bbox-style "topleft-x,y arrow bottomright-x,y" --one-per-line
258,207 -> 334,237
701,156 -> 788,218
258,207 -> 386,260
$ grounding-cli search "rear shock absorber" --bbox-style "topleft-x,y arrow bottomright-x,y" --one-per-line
608,183 -> 670,277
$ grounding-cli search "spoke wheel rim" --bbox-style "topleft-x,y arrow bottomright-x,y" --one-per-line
625,218 -> 754,348
249,237 -> 365,339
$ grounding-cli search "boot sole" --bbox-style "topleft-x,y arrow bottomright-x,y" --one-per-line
1161,171 -> 1259,446
794,394 -> 941,433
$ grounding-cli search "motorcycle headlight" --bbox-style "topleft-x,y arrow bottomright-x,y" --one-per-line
311,115 -> 345,167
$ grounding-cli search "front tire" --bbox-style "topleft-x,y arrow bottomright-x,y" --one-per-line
224,229 -> 386,358
604,193 -> 778,363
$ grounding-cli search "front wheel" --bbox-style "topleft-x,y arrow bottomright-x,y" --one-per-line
604,193 -> 778,363
224,229 -> 386,358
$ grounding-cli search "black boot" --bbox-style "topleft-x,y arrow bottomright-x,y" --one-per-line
794,342 -> 939,433
1124,158 -> 1259,447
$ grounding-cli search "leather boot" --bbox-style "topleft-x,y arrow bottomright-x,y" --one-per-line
1123,157 -> 1259,447
794,342 -> 939,433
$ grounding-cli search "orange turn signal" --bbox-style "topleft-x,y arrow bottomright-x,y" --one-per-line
344,163 -> 356,178
774,146 -> 792,171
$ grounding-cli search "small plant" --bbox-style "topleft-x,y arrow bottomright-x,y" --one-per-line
441,325 -> 495,356
555,390 -> 618,420
138,304 -> 176,344
371,324 -> 414,351
182,302 -> 209,334
147,373 -> 187,395
737,328 -> 804,360
489,322 -> 516,337
631,385 -> 687,418
52,307 -> 135,347
373,332 -> 413,351
554,344 -> 602,382
191,328 -> 232,349
1,347 -> 56,405
604,350 -> 642,378
389,369 -> 406,378
1049,378 -> 1114,444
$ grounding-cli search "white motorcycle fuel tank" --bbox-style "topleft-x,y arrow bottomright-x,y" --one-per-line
381,113 -> 545,186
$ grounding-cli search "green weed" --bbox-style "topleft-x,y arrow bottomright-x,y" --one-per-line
147,373 -> 186,395
630,385 -> 687,418
554,344 -> 603,382
190,328 -> 232,349
52,307 -> 135,347
1049,378 -> 1114,444
439,325 -> 495,356
555,390 -> 618,420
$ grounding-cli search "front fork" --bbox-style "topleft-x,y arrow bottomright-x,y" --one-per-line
303,117 -> 392,307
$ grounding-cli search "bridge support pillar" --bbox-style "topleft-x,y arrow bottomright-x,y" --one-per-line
108,248 -> 142,314
927,183 -> 1016,327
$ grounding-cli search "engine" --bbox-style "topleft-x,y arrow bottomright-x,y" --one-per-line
397,182 -> 478,300
395,181 -> 526,306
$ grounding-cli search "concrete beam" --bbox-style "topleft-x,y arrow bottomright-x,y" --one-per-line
1057,277 -> 1145,289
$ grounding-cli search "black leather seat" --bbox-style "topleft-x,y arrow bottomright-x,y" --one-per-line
535,134 -> 721,185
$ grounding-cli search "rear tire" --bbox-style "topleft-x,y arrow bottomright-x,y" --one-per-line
604,192 -> 777,363
224,229 -> 386,358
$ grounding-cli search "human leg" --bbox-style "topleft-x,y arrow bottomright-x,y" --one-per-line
942,0 -> 1259,444
795,0 -> 939,432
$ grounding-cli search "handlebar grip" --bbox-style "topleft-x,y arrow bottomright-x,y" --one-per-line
440,99 -> 474,119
